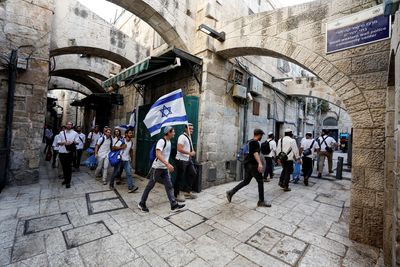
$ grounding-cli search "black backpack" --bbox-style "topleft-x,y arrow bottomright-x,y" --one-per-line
261,140 -> 271,155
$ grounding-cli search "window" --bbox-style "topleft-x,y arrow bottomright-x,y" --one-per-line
253,100 -> 260,116
267,103 -> 271,119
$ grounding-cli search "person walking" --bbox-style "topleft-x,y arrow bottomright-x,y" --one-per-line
110,129 -> 138,193
43,126 -> 53,154
138,126 -> 185,212
262,132 -> 276,182
276,129 -> 300,192
51,126 -> 64,168
112,128 -> 124,185
300,132 -> 319,186
87,125 -> 102,150
58,122 -> 79,188
95,128 -> 112,185
73,126 -> 86,171
174,123 -> 197,202
317,129 -> 337,178
226,129 -> 271,207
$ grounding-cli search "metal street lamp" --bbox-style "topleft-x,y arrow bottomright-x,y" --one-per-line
198,24 -> 225,42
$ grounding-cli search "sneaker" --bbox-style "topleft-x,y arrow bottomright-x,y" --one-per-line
171,203 -> 185,211
66,184 -> 71,188
103,181 -> 107,185
128,186 -> 139,193
257,201 -> 271,207
226,191 -> 233,203
283,187 -> 291,192
138,202 -> 149,212
317,173 -> 322,178
329,171 -> 334,174
176,193 -> 186,202
183,192 -> 197,199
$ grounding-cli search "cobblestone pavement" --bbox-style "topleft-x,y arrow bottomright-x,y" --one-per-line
0,160 -> 384,267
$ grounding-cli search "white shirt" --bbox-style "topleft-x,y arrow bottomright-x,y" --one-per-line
276,136 -> 300,161
96,136 -> 111,159
120,139 -> 133,161
264,139 -> 277,158
52,134 -> 60,151
76,133 -> 86,150
58,130 -> 79,154
152,138 -> 171,169
88,132 -> 102,148
176,134 -> 192,161
300,138 -> 319,158
318,135 -> 336,152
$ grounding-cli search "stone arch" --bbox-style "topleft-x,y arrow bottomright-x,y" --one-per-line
50,69 -> 106,94
50,46 -> 133,68
323,116 -> 338,127
48,87 -> 90,97
106,0 -> 194,51
216,36 -> 371,127
215,0 -> 390,249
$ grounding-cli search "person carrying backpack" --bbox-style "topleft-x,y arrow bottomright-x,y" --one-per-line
317,129 -> 337,178
138,126 -> 185,213
226,129 -> 271,207
109,129 -> 138,193
262,132 -> 276,182
94,128 -> 112,185
300,132 -> 319,186
276,129 -> 300,192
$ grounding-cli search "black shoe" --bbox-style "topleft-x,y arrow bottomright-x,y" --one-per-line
226,191 -> 233,203
329,171 -> 334,174
171,203 -> 185,211
66,184 -> 71,188
116,181 -> 121,185
61,181 -> 66,185
138,202 -> 149,212
278,182 -> 284,188
257,201 -> 271,207
317,173 -> 322,178
109,184 -> 114,190
304,177 -> 309,186
283,187 -> 291,192
128,186 -> 139,193
52,164 -> 56,168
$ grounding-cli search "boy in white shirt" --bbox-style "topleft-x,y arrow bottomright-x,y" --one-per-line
57,122 -> 79,188
300,132 -> 319,186
95,128 -> 112,185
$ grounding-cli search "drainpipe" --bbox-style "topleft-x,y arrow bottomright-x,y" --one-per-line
4,49 -> 18,183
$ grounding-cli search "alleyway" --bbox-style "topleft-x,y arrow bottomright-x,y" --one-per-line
0,159 -> 383,267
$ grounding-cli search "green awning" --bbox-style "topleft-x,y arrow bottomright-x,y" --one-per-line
102,58 -> 150,88
101,47 -> 202,89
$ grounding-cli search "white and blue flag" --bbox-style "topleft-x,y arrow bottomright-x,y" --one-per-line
117,108 -> 136,130
144,89 -> 188,136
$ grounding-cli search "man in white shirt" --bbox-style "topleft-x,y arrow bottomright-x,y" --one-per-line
174,123 -> 197,202
58,122 -> 79,188
300,132 -> 319,186
73,126 -> 86,171
138,126 -> 185,213
95,128 -> 112,185
109,129 -> 138,193
51,127 -> 63,168
317,129 -> 337,178
87,125 -> 102,149
263,132 -> 277,182
276,129 -> 300,191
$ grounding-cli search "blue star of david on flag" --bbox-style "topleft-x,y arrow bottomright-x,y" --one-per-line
143,89 -> 188,136
160,105 -> 172,118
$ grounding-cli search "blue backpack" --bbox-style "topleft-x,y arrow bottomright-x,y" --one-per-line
237,140 -> 251,162
149,138 -> 166,165
108,138 -> 125,167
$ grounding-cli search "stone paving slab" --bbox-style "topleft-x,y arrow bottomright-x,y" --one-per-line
0,162 -> 386,267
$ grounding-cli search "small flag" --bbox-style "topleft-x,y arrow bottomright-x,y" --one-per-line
144,89 -> 188,136
117,108 -> 136,130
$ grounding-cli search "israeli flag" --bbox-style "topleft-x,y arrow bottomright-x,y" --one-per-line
144,89 -> 188,136
118,109 -> 136,130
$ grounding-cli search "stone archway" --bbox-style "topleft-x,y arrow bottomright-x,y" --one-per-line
50,69 -> 107,94
214,0 -> 390,248
106,0 -> 194,51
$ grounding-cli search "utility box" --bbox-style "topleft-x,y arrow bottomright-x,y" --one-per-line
232,84 -> 247,99
249,76 -> 263,96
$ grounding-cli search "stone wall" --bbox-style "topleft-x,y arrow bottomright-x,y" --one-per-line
0,0 -> 54,184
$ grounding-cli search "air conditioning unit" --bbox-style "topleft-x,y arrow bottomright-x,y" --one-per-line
249,76 -> 263,96
232,84 -> 247,99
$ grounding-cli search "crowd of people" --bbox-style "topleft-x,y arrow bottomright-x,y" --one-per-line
44,122 -> 337,212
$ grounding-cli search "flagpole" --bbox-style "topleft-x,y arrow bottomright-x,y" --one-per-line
187,123 -> 194,153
